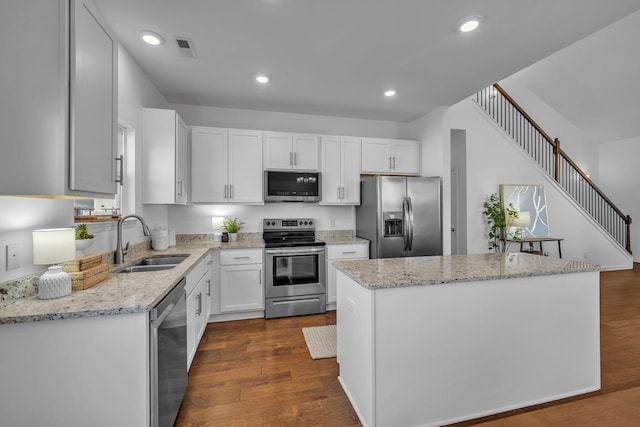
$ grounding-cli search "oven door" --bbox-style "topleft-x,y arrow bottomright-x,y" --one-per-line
265,246 -> 326,298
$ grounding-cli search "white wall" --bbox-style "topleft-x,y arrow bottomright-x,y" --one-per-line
599,137 -> 640,260
448,97 -> 631,269
405,107 -> 451,254
171,103 -> 404,138
499,78 -> 600,182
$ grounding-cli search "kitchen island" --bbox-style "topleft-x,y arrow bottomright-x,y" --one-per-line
334,252 -> 601,427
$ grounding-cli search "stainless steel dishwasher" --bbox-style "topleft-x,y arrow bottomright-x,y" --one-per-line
150,277 -> 188,427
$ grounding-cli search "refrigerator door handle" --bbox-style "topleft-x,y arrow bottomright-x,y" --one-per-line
407,196 -> 414,251
403,197 -> 410,251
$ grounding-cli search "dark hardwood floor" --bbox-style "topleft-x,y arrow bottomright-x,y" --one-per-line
175,263 -> 640,426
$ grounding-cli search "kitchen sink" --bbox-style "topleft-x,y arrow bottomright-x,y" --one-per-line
115,255 -> 189,273
135,255 -> 189,266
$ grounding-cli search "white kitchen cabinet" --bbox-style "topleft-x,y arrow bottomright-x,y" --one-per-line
142,108 -> 188,204
264,132 -> 320,170
326,243 -> 369,308
361,138 -> 420,175
320,136 -> 361,205
219,249 -> 264,313
191,127 -> 264,203
186,253 -> 212,369
0,0 -> 117,197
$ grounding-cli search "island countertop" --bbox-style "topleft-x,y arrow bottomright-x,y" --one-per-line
334,252 -> 600,289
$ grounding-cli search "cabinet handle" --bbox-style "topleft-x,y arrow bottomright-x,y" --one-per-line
196,293 -> 202,315
224,184 -> 228,198
392,157 -> 396,169
233,256 -> 251,260
115,155 -> 124,185
177,180 -> 183,197
229,184 -> 234,199
341,186 -> 345,199
206,278 -> 211,296
293,152 -> 297,166
259,269 -> 262,284
289,152 -> 293,166
342,251 -> 357,254
388,156 -> 392,169
337,187 -> 341,199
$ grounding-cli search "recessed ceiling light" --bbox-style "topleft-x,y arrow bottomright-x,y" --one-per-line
139,30 -> 164,46
256,75 -> 270,84
458,15 -> 484,33
384,89 -> 397,97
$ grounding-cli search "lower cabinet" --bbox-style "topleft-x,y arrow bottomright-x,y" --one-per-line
326,244 -> 369,308
186,252 -> 212,369
219,249 -> 264,313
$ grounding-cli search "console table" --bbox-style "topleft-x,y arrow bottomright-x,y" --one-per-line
502,237 -> 564,258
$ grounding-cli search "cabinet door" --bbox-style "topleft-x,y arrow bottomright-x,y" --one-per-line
191,127 -> 228,202
228,129 -> 263,203
293,134 -> 319,170
341,137 -> 361,204
264,132 -> 293,169
220,264 -> 264,312
392,140 -> 420,174
175,114 -> 188,204
320,136 -> 341,204
361,138 -> 391,173
69,0 -> 117,195
186,288 -> 198,368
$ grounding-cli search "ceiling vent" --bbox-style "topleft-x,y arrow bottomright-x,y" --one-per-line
174,36 -> 197,59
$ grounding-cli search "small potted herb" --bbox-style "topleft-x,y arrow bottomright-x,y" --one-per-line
75,224 -> 94,255
222,218 -> 244,242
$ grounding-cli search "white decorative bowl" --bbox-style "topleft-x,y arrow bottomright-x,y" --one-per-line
75,238 -> 94,257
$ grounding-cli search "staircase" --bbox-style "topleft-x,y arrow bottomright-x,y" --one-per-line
474,83 -> 632,254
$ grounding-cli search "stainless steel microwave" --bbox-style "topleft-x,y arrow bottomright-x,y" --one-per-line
264,171 -> 321,202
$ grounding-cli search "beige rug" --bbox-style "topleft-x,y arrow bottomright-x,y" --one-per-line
302,324 -> 337,359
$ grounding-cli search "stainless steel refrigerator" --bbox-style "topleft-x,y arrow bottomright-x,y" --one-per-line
356,175 -> 442,258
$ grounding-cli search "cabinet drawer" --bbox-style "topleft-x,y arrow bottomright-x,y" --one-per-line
327,244 -> 368,260
220,249 -> 263,265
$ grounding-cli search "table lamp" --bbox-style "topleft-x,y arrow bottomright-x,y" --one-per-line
33,228 -> 76,299
510,211 -> 531,238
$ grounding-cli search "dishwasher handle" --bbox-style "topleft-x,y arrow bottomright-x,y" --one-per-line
150,277 -> 187,324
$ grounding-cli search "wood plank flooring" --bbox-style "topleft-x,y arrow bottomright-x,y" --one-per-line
175,264 -> 640,426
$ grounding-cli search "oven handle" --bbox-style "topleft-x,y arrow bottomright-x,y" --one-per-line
265,247 -> 326,255
272,297 -> 321,305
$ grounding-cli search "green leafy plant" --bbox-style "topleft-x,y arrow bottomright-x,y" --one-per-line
222,217 -> 244,233
75,224 -> 94,240
482,193 -> 520,252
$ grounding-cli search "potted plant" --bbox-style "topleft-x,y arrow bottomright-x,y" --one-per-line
75,224 -> 94,256
482,193 -> 521,252
222,217 -> 244,242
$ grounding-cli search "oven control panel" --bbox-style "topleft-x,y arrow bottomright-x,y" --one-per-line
263,218 -> 315,230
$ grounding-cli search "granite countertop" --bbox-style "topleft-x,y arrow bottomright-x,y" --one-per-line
0,246 -> 212,324
0,233 -> 369,325
320,236 -> 369,245
334,252 -> 601,290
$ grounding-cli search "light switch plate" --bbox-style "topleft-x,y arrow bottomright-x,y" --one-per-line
6,244 -> 19,270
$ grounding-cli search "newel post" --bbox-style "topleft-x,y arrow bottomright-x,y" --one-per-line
553,138 -> 560,182
626,215 -> 632,254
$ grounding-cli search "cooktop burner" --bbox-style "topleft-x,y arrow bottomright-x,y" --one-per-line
263,218 -> 326,248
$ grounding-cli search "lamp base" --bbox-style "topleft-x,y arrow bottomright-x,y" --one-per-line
38,265 -> 72,299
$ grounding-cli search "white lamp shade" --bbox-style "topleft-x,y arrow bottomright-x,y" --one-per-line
211,216 -> 225,230
510,211 -> 531,228
33,228 -> 76,265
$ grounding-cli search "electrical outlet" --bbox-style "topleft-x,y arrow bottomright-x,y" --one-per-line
6,244 -> 19,270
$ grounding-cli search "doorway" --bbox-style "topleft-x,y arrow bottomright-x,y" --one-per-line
450,129 -> 467,255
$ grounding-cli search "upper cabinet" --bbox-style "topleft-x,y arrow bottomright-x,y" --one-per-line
0,0 -> 117,197
142,108 -> 189,204
320,136 -> 361,205
191,127 -> 263,204
361,138 -> 420,175
264,132 -> 320,170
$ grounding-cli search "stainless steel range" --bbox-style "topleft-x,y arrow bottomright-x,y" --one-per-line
263,218 -> 326,319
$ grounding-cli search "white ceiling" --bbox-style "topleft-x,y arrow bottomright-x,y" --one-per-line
510,10 -> 640,144
94,0 -> 640,123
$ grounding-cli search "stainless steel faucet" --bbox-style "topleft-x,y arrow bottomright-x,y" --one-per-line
115,214 -> 152,264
